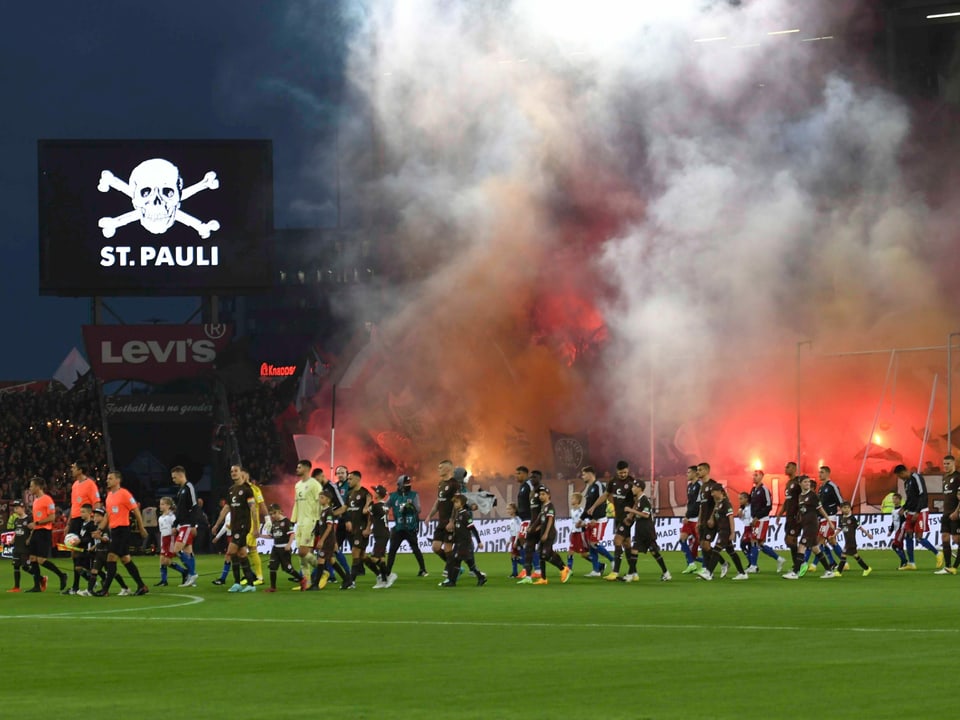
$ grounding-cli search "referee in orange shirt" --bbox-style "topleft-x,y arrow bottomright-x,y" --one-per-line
94,470 -> 149,596
25,477 -> 68,592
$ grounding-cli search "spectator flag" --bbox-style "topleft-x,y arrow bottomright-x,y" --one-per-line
53,347 -> 90,390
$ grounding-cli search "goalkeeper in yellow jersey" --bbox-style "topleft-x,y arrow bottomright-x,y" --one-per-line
243,469 -> 269,585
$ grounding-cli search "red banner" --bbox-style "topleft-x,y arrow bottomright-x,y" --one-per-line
82,324 -> 232,384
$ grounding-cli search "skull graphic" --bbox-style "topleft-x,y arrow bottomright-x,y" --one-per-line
129,158 -> 182,234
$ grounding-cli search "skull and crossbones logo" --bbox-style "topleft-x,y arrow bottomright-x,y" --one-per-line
97,158 -> 220,239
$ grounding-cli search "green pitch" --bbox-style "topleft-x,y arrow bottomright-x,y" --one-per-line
0,551 -> 948,719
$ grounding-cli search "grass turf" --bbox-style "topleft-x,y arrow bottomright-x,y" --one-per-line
0,550 -> 949,719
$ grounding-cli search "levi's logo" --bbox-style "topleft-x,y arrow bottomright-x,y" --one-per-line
100,339 -> 216,364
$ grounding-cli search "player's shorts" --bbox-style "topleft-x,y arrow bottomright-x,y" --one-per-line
432,523 -> 454,544
230,527 -> 251,549
819,515 -> 838,538
517,520 -> 530,543
752,518 -> 770,543
524,529 -> 541,548
67,517 -> 84,538
295,522 -> 316,550
701,527 -> 717,543
317,538 -> 336,560
632,530 -> 659,554
942,514 -> 959,536
160,534 -> 176,559
799,520 -> 820,547
741,525 -> 755,544
372,534 -> 388,557
269,546 -> 292,569
680,519 -> 699,538
890,524 -> 905,548
570,531 -> 585,554
614,518 -> 630,538
108,526 -> 131,556
175,525 -> 196,546
843,537 -> 858,556
903,509 -> 929,535
584,521 -> 604,545
350,527 -> 368,550
785,516 -> 800,539
27,528 -> 52,558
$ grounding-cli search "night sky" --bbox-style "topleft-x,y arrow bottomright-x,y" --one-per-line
1,2 -> 347,379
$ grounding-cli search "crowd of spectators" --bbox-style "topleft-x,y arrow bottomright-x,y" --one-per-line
0,383 -> 108,504
228,383 -> 287,485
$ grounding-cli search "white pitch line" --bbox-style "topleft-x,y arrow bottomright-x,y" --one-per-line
0,613 -> 948,635
0,593 -> 204,621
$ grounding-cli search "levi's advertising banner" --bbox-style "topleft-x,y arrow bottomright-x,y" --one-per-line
39,139 -> 273,296
82,324 -> 232,383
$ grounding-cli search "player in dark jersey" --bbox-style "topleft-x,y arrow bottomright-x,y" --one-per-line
7,500 -> 29,592
225,465 -> 258,592
748,470 -> 785,573
342,470 -> 372,589
517,470 -> 547,582
835,502 -> 872,577
529,487 -> 569,585
939,455 -> 960,575
811,466 -> 844,571
679,466 -> 702,574
171,465 -> 201,587
622,480 -> 670,581
777,462 -> 803,579
427,460 -> 460,565
313,468 -> 351,577
586,460 -> 634,580
80,508 -> 130,596
439,494 -> 487,587
580,466 -> 615,577
366,486 -> 394,589
313,493 -> 350,590
896,464 -> 939,569
789,476 -> 837,579
65,503 -> 97,594
695,463 -> 728,579
263,504 -> 302,592
698,485 -> 747,581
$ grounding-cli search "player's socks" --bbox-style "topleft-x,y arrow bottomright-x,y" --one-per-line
803,548 -> 812,564
532,552 -> 541,573
855,554 -> 869,570
761,545 -> 780,561
791,549 -> 802,573
239,556 -> 256,584
595,545 -> 614,563
652,551 -> 668,573
953,551 -> 960,569
219,561 -> 231,581
837,557 -> 847,573
919,538 -> 938,555
832,542 -> 844,559
613,547 -> 623,574
814,551 -> 832,570
72,569 -> 81,591
822,546 -> 835,566
627,555 -> 638,575
905,536 -> 915,563
680,538 -> 694,565
269,570 -> 277,589
435,548 -> 447,562
566,553 -> 574,569
511,556 -> 520,576
160,566 -> 168,583
87,573 -> 97,592
123,560 -> 145,588
727,550 -> 745,574
42,561 -> 67,586
115,572 -> 129,590
28,563 -> 42,589
102,561 -> 118,592
13,568 -> 20,589
170,562 -> 187,578
944,543 -> 952,568
232,560 -> 242,584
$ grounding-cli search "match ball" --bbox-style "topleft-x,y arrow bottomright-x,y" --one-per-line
64,533 -> 81,548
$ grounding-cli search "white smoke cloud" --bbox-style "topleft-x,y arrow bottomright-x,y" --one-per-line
300,0 -> 957,474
